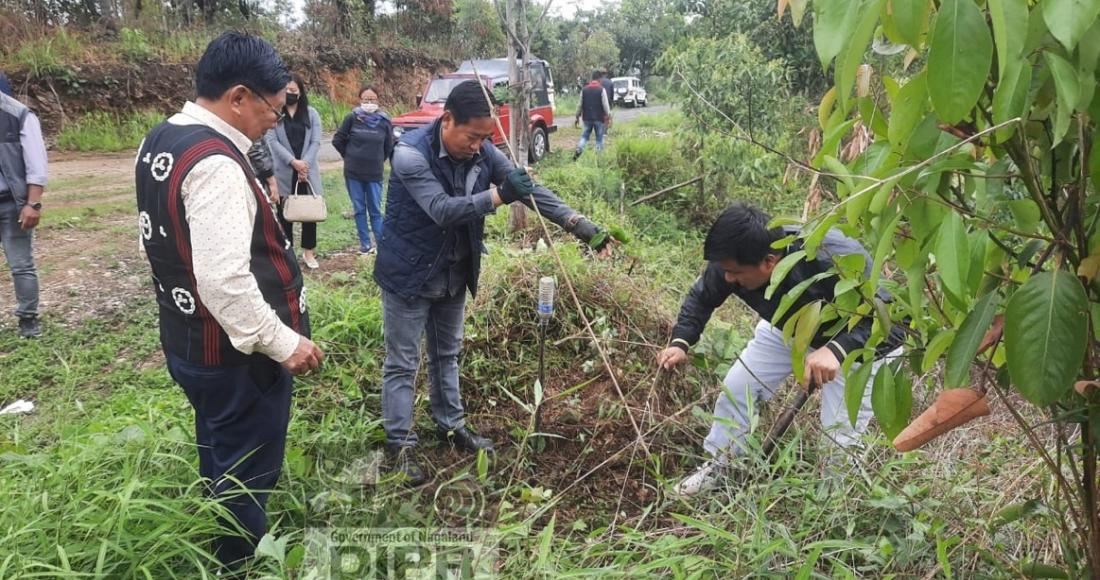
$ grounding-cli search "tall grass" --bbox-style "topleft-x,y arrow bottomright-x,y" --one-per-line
309,94 -> 351,133
5,27 -> 82,79
55,110 -> 166,152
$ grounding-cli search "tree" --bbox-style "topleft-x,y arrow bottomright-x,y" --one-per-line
755,0 -> 1100,574
452,0 -> 506,58
608,0 -> 682,78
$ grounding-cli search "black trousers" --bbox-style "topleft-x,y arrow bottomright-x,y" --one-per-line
276,199 -> 317,250
166,352 -> 293,568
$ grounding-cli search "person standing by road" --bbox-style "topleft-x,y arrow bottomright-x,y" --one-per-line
573,71 -> 612,160
266,73 -> 324,269
333,86 -> 392,254
0,76 -> 47,338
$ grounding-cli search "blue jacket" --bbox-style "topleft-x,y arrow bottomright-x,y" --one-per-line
374,118 -> 601,300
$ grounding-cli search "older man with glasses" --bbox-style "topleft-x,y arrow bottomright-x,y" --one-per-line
134,31 -> 324,570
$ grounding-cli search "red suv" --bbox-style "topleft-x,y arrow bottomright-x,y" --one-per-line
391,59 -> 557,163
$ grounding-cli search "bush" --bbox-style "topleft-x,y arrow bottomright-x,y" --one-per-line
310,93 -> 350,132
614,135 -> 692,200
6,27 -> 82,79
56,110 -> 165,152
119,28 -> 155,61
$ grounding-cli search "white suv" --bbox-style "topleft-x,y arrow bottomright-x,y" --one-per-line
611,76 -> 647,108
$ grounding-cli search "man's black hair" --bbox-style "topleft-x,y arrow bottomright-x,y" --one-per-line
445,79 -> 496,125
194,31 -> 290,100
591,70 -> 602,81
703,202 -> 784,265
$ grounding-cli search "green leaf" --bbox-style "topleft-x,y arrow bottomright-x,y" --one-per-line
945,291 -> 1001,387
477,449 -> 489,481
286,544 -> 305,569
765,250 -> 808,300
934,212 -> 971,304
536,514 -> 556,568
1075,20 -> 1100,111
922,330 -> 957,373
804,214 -> 840,258
824,155 -> 856,192
992,58 -> 1033,142
1004,271 -> 1088,407
792,301 -> 823,383
871,360 -> 897,438
990,499 -> 1047,531
1041,0 -> 1100,52
815,119 -> 858,167
813,0 -> 862,70
988,0 -> 1028,80
790,0 -> 809,27
1018,560 -> 1070,579
1044,52 -> 1080,145
773,272 -> 835,323
927,0 -> 994,124
888,71 -> 928,152
836,0 -> 887,111
845,353 -> 875,426
795,547 -> 824,580
888,0 -> 932,47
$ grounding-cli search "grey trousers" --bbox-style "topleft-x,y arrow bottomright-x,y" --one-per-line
704,320 -> 899,463
380,288 -> 467,447
0,198 -> 39,319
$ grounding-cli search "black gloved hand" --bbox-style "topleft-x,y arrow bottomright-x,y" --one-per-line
570,218 -> 609,251
499,167 -> 535,204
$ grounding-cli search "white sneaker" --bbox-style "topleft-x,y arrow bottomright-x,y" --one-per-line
302,253 -> 319,269
674,460 -> 725,497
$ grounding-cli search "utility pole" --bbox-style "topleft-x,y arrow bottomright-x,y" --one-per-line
505,0 -> 530,232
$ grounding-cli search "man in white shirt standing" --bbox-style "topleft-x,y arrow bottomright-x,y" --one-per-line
134,32 -> 324,569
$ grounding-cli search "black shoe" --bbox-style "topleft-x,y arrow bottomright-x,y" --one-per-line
18,317 -> 40,339
572,149 -> 582,161
437,425 -> 495,453
384,444 -> 428,486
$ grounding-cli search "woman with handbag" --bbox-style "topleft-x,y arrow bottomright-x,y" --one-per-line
266,73 -> 324,269
332,86 -> 393,254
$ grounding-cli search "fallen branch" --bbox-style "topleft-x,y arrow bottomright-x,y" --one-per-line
629,175 -> 704,207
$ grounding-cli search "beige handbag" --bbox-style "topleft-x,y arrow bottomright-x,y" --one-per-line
282,180 -> 328,223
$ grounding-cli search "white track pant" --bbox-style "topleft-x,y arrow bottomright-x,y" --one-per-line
703,320 -> 898,463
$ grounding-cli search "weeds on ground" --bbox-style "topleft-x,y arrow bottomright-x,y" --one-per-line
55,110 -> 165,152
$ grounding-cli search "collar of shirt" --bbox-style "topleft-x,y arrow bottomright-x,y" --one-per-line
436,122 -> 481,164
180,101 -> 254,157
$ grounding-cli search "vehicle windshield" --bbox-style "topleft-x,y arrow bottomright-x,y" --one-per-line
424,78 -> 472,104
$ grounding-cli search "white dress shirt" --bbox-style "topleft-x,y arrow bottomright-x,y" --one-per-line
139,102 -> 301,363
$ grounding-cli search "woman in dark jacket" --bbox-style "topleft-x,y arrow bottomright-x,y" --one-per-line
265,73 -> 324,269
332,86 -> 392,254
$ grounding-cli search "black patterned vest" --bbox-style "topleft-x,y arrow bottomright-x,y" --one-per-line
136,121 -> 309,366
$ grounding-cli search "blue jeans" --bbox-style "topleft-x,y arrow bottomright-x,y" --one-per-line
576,121 -> 606,153
381,287 -> 467,447
166,352 -> 293,567
346,178 -> 384,251
0,197 -> 39,319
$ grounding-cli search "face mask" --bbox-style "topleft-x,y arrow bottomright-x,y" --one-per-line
361,103 -> 379,113
285,93 -> 300,106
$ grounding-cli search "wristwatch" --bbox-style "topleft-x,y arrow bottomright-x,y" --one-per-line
29,202 -> 42,211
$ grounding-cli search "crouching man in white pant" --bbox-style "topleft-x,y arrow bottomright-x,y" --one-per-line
657,203 -> 906,496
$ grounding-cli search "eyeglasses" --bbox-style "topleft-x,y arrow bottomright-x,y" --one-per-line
248,87 -> 285,122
